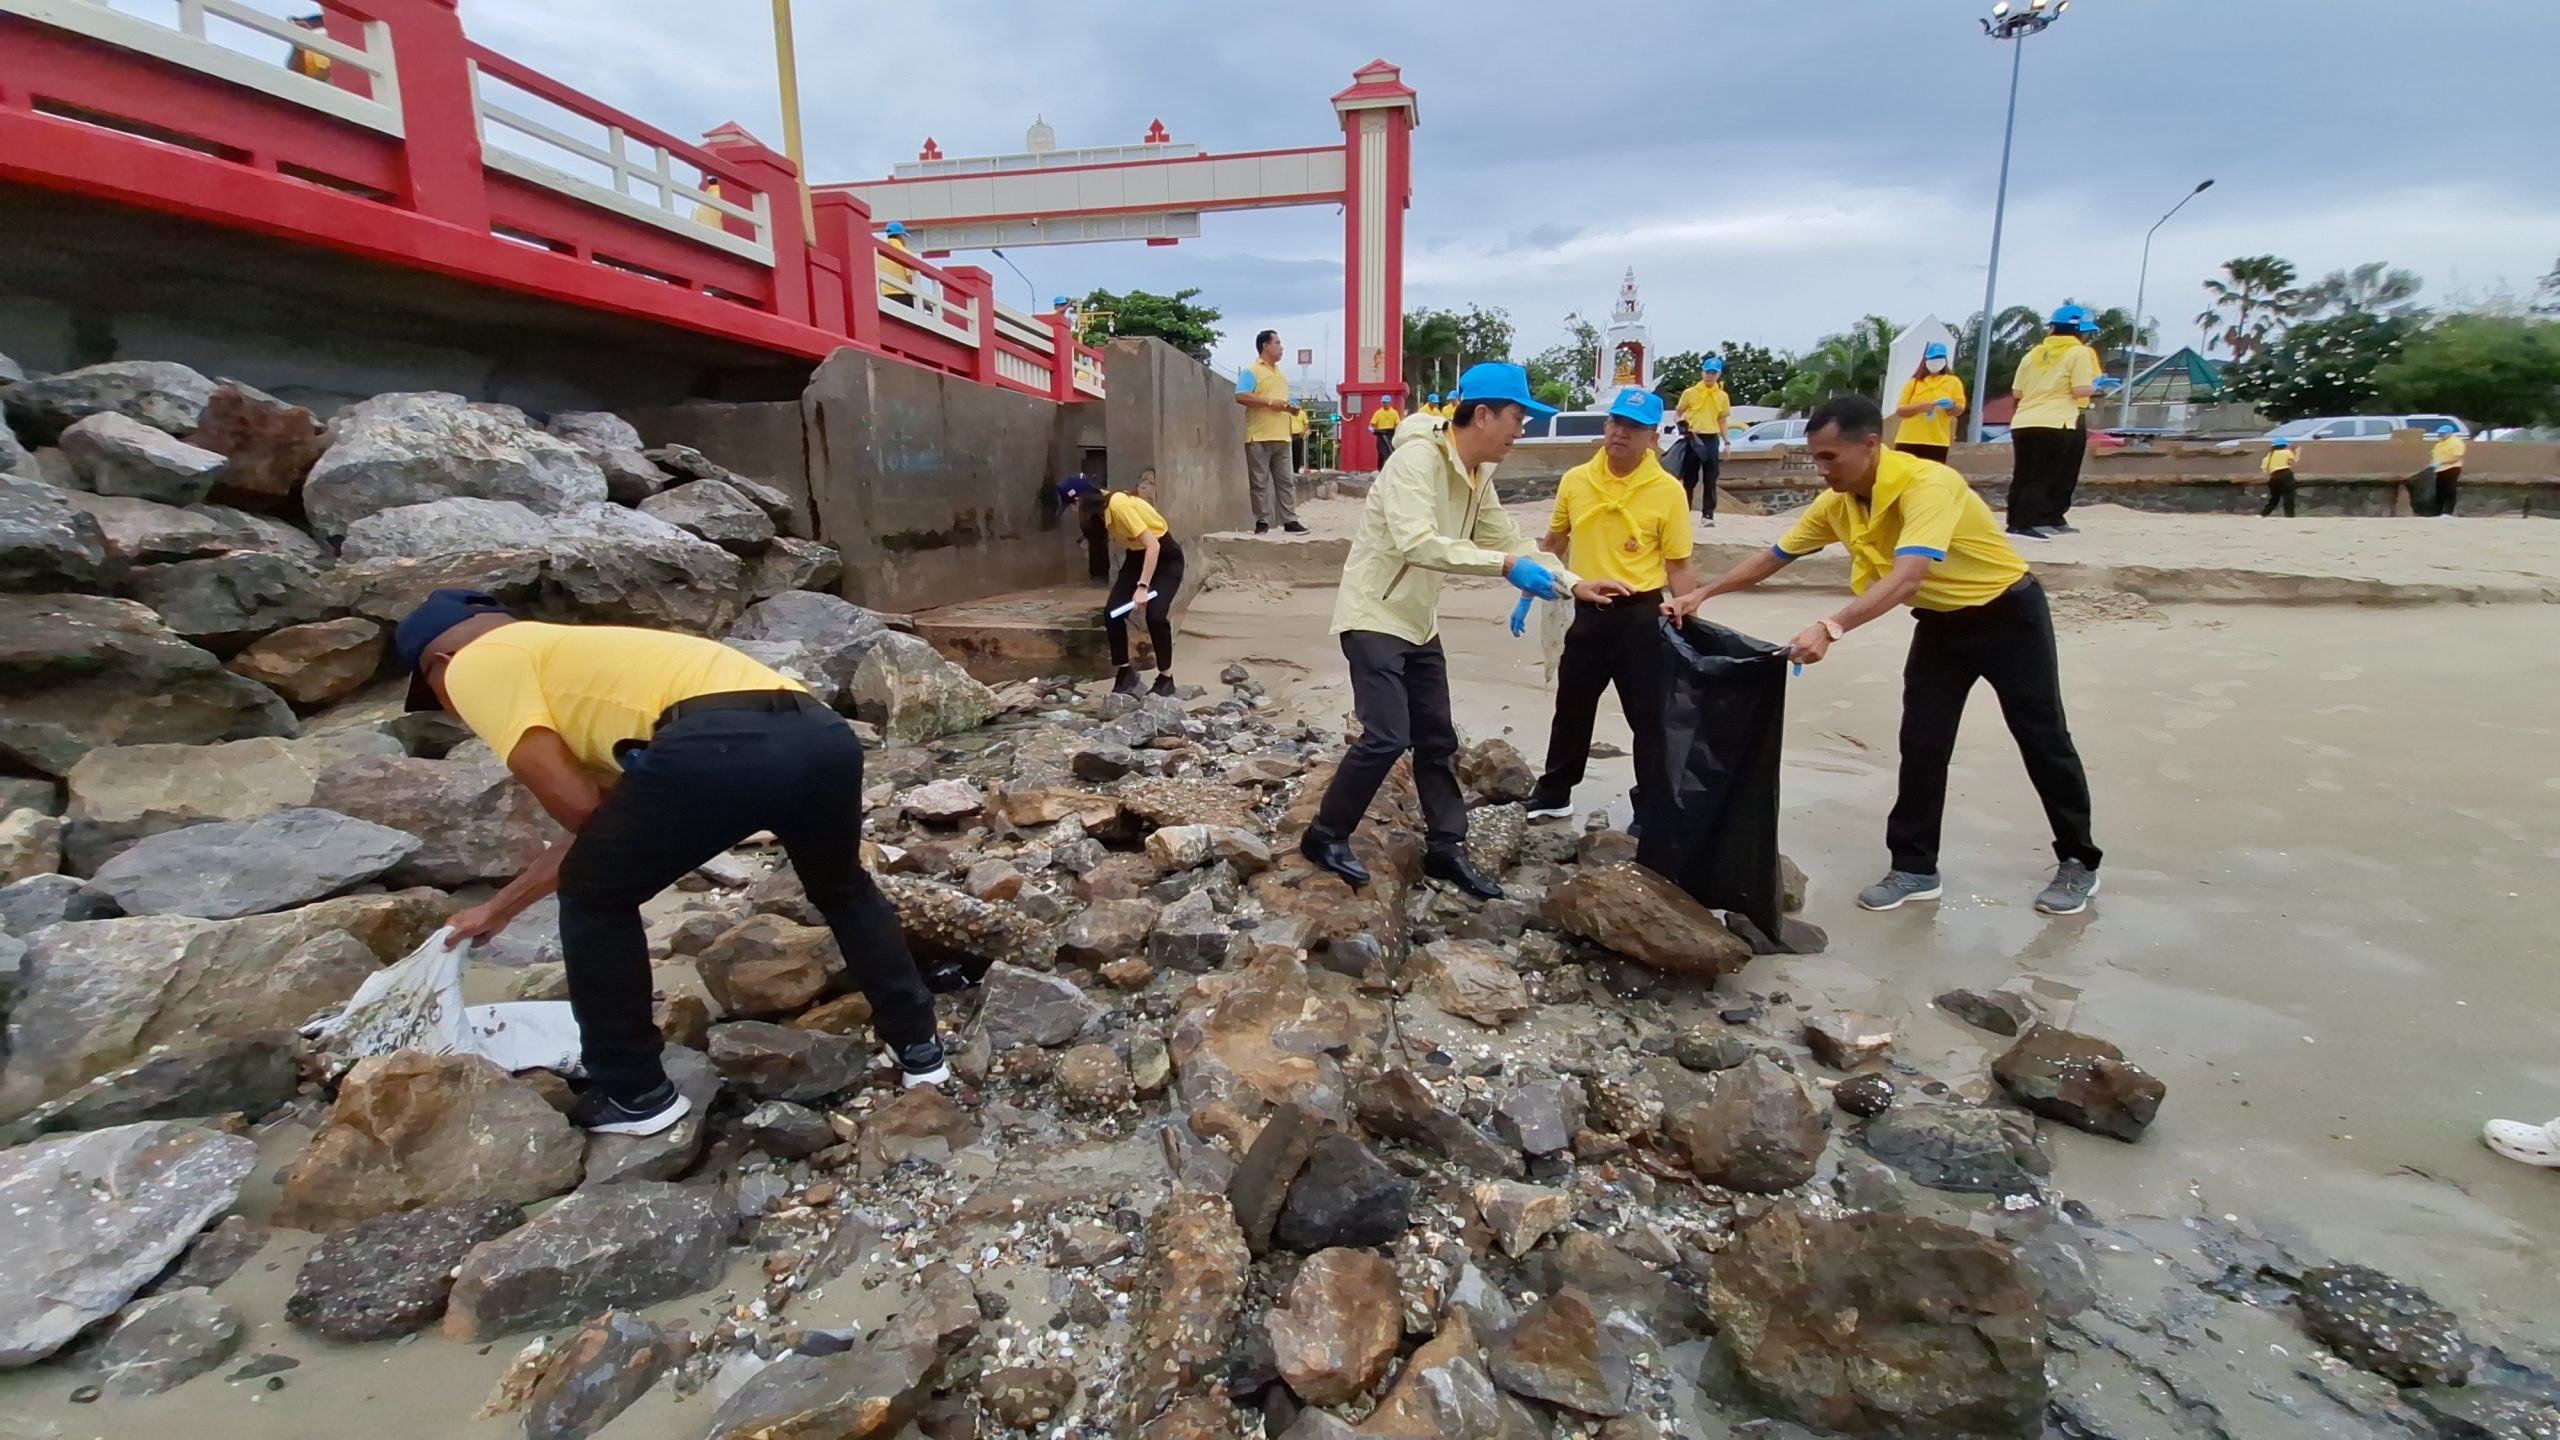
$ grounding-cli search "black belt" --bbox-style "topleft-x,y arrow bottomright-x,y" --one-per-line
655,689 -> 826,729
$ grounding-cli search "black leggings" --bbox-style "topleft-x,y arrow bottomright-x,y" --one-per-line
2436,467 -> 2461,515
1106,536 -> 1183,670
2262,474 -> 2297,517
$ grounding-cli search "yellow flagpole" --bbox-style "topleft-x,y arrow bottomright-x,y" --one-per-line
772,0 -> 815,243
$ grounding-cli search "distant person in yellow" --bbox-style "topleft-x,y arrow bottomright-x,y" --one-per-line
285,14 -> 332,81
2430,424 -> 2467,516
1234,329 -> 1305,534
1892,341 -> 1966,462
1290,405 -> 1310,472
1522,387 -> 1698,827
878,222 -> 918,302
1664,393 -> 2101,918
2005,305 -> 2100,540
2260,437 -> 2298,517
1673,358 -> 1732,525
1079,487 -> 1185,696
1367,399 -> 1402,466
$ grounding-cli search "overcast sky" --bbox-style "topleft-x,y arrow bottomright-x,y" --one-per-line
462,0 -> 2560,389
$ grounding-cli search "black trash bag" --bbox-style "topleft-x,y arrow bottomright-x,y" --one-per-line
1635,616 -> 1791,943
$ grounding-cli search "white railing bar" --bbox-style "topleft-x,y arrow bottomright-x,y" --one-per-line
177,0 -> 205,41
476,94 -> 760,229
196,0 -> 395,75
608,127 -> 629,196
0,0 -> 403,134
479,146 -> 774,264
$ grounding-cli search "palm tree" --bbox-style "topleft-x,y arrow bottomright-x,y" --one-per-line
1779,315 -> 1898,411
2197,255 -> 2306,361
2302,262 -> 2425,318
1952,305 -> 2044,394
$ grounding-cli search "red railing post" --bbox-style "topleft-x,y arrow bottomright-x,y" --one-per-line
1043,311 -> 1080,402
812,190 -> 880,349
375,0 -> 487,232
943,264 -> 1001,388
701,127 -> 810,326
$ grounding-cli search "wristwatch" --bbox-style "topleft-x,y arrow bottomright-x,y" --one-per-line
1817,618 -> 1846,642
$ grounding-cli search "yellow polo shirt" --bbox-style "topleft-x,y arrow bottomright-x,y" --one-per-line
1241,362 -> 1293,444
2262,449 -> 2295,475
1774,450 -> 2025,613
1103,492 -> 1169,548
1550,449 -> 1693,592
1675,381 -> 1730,438
443,623 -> 805,777
2432,436 -> 2466,470
1368,405 -> 1401,431
1291,409 -> 1309,437
2011,336 -> 2099,430
878,234 -> 917,298
1895,374 -> 1968,448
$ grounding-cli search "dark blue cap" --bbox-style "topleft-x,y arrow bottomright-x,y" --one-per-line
394,589 -> 511,710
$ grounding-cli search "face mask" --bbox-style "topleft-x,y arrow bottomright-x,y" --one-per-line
1925,358 -> 1948,374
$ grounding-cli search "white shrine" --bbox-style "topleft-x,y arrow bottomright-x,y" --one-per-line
1595,267 -> 1652,399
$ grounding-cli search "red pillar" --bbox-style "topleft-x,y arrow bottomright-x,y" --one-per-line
375,0 -> 487,232
941,265 -> 1002,387
1331,61 -> 1418,472
702,128 -> 811,327
812,190 -> 881,348
317,6 -> 372,99
1043,311 -> 1082,402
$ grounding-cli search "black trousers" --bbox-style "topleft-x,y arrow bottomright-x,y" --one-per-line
1897,442 -> 1951,463
1105,537 -> 1184,670
1535,592 -> 1667,801
1372,428 -> 1395,464
1080,510 -> 1110,581
1885,578 -> 2101,876
557,701 -> 938,1098
1292,434 -> 1307,470
2006,426 -> 2076,531
2436,466 -> 2462,515
2055,413 -> 2090,519
1311,630 -> 1468,851
1678,433 -> 1723,517
2261,474 -> 2297,517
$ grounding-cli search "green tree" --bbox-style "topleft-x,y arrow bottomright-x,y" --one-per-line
2303,262 -> 2425,319
2054,302 -> 2155,377
2533,256 -> 2559,316
1711,342 -> 1797,407
2197,255 -> 2307,361
1652,350 -> 1705,408
1781,316 -> 1899,411
1954,305 -> 2045,398
2220,309 -> 2417,421
1402,305 -> 1514,398
1524,317 -> 1598,412
1081,286 -> 1221,361
2374,315 -> 2560,428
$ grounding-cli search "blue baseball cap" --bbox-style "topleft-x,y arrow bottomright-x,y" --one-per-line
884,221 -> 906,237
1701,356 -> 1725,373
395,588 -> 513,711
1452,362 -> 1556,419
1923,341 -> 1949,360
2270,437 -> 2290,448
1056,472 -> 1101,504
1426,393 -> 1441,404
2050,303 -> 2091,328
2436,423 -> 2459,435
1605,387 -> 1664,427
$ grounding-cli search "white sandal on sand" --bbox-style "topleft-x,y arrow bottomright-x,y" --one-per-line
2482,1117 -> 2560,1168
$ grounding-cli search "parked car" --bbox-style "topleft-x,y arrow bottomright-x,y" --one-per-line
2259,414 -> 2471,442
1520,409 -> 1689,454
1727,418 -> 1809,454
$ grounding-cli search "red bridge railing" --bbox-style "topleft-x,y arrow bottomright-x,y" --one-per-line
0,0 -> 1107,402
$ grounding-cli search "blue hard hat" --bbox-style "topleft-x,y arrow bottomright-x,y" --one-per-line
1606,387 -> 1664,427
1701,356 -> 1725,373
1923,341 -> 1949,360
884,221 -> 906,237
1453,362 -> 1556,419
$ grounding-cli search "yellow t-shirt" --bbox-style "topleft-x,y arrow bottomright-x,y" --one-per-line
1103,492 -> 1169,548
1895,373 -> 1969,448
1775,450 -> 2026,613
1675,381 -> 1730,439
2076,339 -> 2101,411
2432,437 -> 2466,470
877,234 -> 916,298
2010,336 -> 2099,430
2262,449 -> 2296,475
1242,362 -> 1293,444
443,623 -> 806,777
1549,449 -> 1694,592
1368,405 -> 1401,430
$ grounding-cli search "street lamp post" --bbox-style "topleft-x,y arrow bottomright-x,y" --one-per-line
2118,178 -> 2215,427
1967,0 -> 2070,444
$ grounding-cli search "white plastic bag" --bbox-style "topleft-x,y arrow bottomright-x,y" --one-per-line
304,926 -> 583,1077
1539,590 -> 1571,684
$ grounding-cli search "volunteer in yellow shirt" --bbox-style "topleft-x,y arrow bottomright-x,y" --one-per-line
1081,487 -> 1184,697
1366,401 -> 1403,465
1523,387 -> 1698,826
1234,329 -> 1304,533
1665,394 -> 2102,919
878,222 -> 919,301
2005,305 -> 2101,539
1673,358 -> 1734,523
1892,341 -> 1967,461
2430,425 -> 2467,517
2053,312 -> 2105,532
285,14 -> 333,81
393,591 -> 950,1133
2260,438 -> 2298,518
1304,363 -> 1632,897
1290,405 -> 1311,472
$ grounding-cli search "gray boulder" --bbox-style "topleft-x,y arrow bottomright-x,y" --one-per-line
1,872 -> 115,936
1854,1104 -> 2052,1196
81,807 -> 420,920
706,1022 -> 865,1102
338,496 -> 559,562
0,361 -> 216,444
61,728 -> 402,874
128,551 -> 334,650
8,1031 -> 304,1137
60,490 -> 235,564
748,537 -> 843,599
544,411 -> 643,453
974,961 -> 1103,1049
638,477 -> 773,554
312,754 -> 562,888
330,549 -> 546,625
597,448 -> 673,505
547,415 -> 668,506
850,631 -> 998,746
301,392 -> 607,538
444,1181 -> 733,1340
193,503 -> 336,569
0,1122 -> 254,1366
285,1198 -> 527,1341
726,590 -> 887,703
74,1286 -> 243,1395
580,1045 -> 720,1186
537,525 -> 747,636
59,413 -> 227,506
0,594 -> 297,778
0,477 -> 118,590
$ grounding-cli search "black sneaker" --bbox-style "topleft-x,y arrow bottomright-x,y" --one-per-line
1283,521 -> 1310,535
1254,523 -> 1271,534
568,1082 -> 689,1136
891,1038 -> 951,1087
2049,521 -> 2080,534
1111,667 -> 1142,696
1523,791 -> 1574,821
1150,674 -> 1178,698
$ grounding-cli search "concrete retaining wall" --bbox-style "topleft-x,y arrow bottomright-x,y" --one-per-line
1100,336 -> 1255,576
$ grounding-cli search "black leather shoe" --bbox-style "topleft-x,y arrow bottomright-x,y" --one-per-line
1424,850 -> 1503,900
1111,667 -> 1142,696
1298,830 -> 1370,888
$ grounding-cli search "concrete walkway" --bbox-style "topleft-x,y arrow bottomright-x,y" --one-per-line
1198,497 -> 2560,606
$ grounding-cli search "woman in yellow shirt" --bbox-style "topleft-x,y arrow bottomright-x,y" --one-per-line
1892,342 -> 1967,462
1081,486 -> 1185,697
2430,425 -> 2467,517
2260,438 -> 2298,517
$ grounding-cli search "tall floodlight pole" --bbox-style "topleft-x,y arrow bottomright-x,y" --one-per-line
772,0 -> 815,242
1968,0 -> 2069,443
2120,178 -> 2215,427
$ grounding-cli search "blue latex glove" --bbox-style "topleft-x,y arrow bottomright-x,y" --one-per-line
1933,398 -> 1956,412
1504,556 -> 1565,601
1509,595 -> 1534,637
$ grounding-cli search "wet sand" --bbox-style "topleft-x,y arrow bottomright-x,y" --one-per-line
1184,578 -> 2560,1349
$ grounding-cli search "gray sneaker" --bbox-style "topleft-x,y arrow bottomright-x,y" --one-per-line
1856,870 -> 1943,911
2035,860 -> 2100,916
